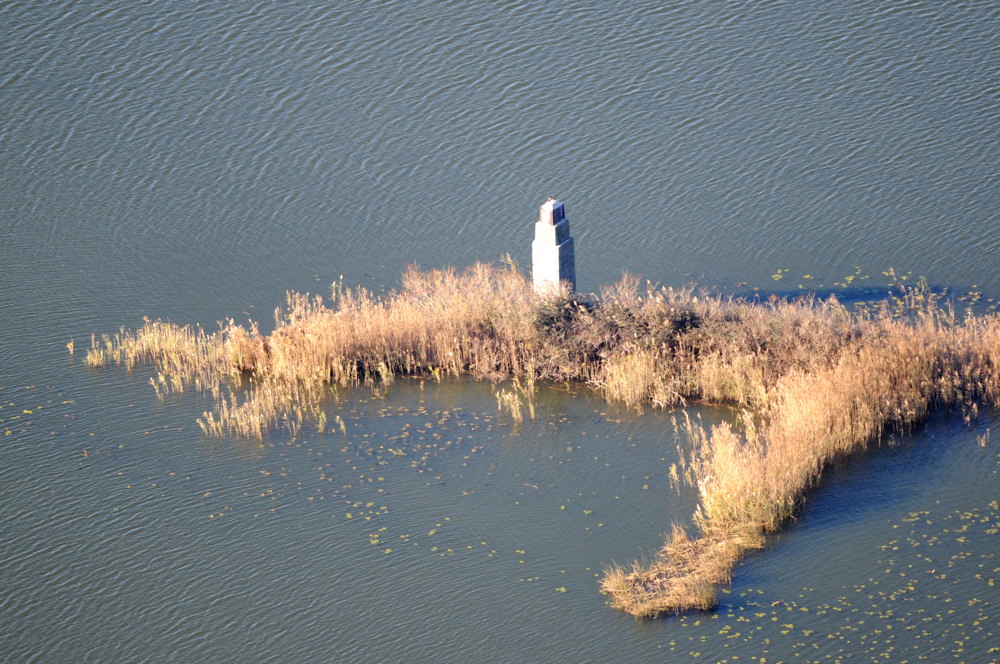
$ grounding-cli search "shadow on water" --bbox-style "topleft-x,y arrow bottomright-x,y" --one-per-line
731,283 -> 948,307
731,407 -> 996,591
796,411 -> 983,528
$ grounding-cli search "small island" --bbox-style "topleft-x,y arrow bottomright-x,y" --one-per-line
87,246 -> 1000,616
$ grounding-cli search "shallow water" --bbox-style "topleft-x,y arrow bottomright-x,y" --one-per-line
2,1 -> 997,662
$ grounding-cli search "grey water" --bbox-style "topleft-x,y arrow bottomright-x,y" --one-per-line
2,1 -> 997,662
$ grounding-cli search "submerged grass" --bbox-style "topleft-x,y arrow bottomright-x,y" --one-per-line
86,263 -> 1000,616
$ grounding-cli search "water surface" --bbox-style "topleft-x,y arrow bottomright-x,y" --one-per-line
2,1 -> 997,661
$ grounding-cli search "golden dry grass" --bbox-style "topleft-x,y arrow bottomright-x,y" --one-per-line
602,299 -> 1000,616
86,263 -> 1000,616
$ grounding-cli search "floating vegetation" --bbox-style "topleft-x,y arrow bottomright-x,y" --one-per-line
85,262 -> 1000,617
648,493 -> 998,661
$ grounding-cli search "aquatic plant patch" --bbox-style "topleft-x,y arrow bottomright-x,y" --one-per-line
84,263 -> 1000,616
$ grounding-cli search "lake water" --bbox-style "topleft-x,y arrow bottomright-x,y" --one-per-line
2,1 -> 997,662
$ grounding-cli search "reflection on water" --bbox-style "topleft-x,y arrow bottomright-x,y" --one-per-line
2,0 -> 998,661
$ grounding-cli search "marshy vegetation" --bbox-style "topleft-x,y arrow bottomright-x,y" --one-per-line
86,263 -> 1000,616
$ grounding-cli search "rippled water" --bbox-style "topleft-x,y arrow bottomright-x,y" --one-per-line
2,1 -> 997,662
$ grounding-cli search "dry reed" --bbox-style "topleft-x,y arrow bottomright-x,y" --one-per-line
86,263 -> 1000,616
601,296 -> 1000,616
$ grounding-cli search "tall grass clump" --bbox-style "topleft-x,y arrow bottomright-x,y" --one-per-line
602,297 -> 1000,616
86,263 -> 1000,616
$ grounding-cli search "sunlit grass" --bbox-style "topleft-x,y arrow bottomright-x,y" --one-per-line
85,262 -> 1000,616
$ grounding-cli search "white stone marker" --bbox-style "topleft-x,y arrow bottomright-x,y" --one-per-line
531,197 -> 576,294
